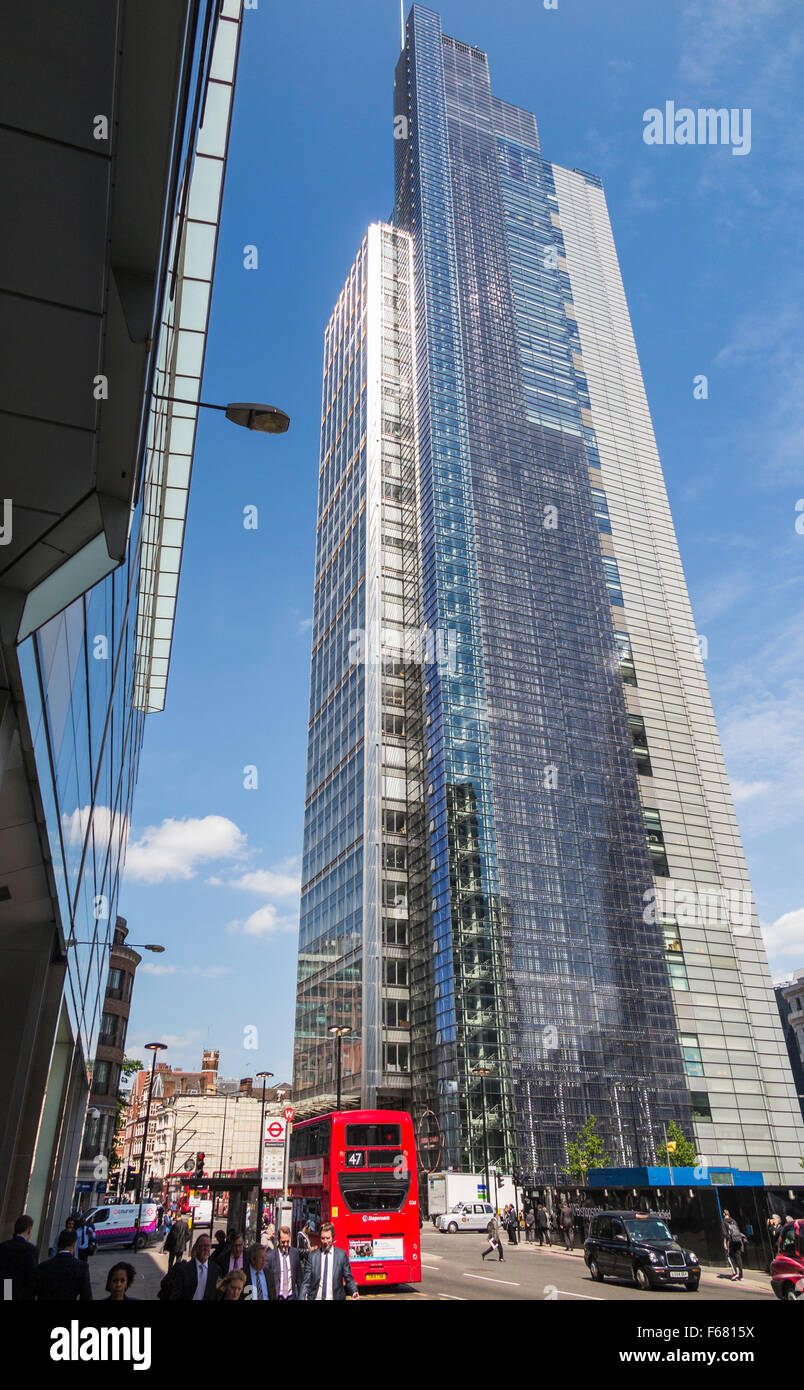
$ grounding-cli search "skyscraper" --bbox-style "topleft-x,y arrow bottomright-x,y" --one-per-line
293,5 -> 804,1184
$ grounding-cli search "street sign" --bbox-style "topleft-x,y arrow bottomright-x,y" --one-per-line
283,1106 -> 295,1122
265,1118 -> 286,1142
75,1181 -> 93,1193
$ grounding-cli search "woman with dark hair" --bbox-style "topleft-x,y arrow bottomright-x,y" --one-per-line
106,1262 -> 137,1300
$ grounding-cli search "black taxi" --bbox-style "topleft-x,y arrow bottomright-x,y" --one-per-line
584,1211 -> 701,1291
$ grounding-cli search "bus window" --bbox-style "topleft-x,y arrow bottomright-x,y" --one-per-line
345,1123 -> 401,1147
338,1172 -> 410,1213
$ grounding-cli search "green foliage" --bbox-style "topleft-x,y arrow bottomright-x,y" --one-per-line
108,1058 -> 143,1171
655,1120 -> 698,1167
567,1115 -> 610,1179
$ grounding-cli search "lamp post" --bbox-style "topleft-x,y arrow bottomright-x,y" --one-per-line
152,395 -> 290,434
328,1027 -> 351,1111
66,939 -> 165,952
472,1065 -> 492,1209
255,1071 -> 274,1235
135,1042 -> 167,1245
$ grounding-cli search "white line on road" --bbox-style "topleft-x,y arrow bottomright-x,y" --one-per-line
554,1289 -> 603,1301
438,1292 -> 467,1300
463,1273 -> 521,1287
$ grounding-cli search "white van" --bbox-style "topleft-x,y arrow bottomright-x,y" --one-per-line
84,1202 -> 159,1251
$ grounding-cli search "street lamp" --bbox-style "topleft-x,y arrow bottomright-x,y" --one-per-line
472,1064 -> 492,1210
255,1071 -> 274,1235
152,395 -> 290,434
328,1027 -> 351,1111
135,1042 -> 167,1246
66,938 -> 165,952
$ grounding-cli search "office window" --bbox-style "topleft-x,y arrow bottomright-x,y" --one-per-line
382,712 -> 405,737
383,1043 -> 410,1072
679,1033 -> 704,1077
382,919 -> 408,946
383,998 -> 410,1028
383,845 -> 407,870
383,810 -> 406,835
591,487 -> 612,533
662,921 -> 682,954
99,1012 -> 117,1046
690,1091 -> 712,1121
603,556 -> 624,606
107,969 -> 124,1001
614,631 -> 637,686
667,958 -> 689,990
384,959 -> 408,987
644,808 -> 669,877
628,714 -> 652,776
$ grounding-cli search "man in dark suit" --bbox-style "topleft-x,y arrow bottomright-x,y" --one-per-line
299,1222 -> 359,1301
243,1243 -> 271,1301
163,1214 -> 190,1269
0,1214 -> 38,1300
267,1226 -> 302,1300
34,1229 -> 93,1300
169,1233 -> 219,1300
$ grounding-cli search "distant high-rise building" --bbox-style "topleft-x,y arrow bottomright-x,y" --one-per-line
293,4 -> 804,1183
774,971 -> 804,1123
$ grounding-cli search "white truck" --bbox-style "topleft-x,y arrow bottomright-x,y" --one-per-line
427,1172 -> 516,1227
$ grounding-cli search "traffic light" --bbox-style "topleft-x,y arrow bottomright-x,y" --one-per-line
125,1165 -> 136,1192
194,1152 -> 205,1180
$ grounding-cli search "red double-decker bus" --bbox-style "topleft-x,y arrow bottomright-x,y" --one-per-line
288,1109 -> 421,1287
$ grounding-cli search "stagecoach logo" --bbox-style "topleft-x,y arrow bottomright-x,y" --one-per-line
362,1214 -> 391,1223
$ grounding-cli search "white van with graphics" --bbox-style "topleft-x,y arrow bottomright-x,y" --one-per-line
84,1202 -> 159,1250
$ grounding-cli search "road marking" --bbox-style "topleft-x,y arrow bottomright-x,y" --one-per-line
421,1265 -> 440,1271
554,1289 -> 604,1301
463,1273 -> 521,1287
438,1292 -> 466,1300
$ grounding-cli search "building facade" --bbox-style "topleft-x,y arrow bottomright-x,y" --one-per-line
74,918 -> 141,1209
775,971 -> 804,1123
292,4 -> 804,1184
0,0 -> 245,1246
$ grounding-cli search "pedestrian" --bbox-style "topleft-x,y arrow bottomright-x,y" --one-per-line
163,1212 -> 190,1269
263,1221 -> 276,1252
0,1214 -> 38,1300
213,1229 -> 227,1254
298,1221 -> 359,1300
243,1243 -> 271,1301
213,1230 -> 245,1276
536,1203 -> 551,1247
268,1225 -> 302,1300
34,1229 -> 93,1301
480,1212 -> 504,1262
504,1204 -> 518,1245
74,1214 -> 96,1262
524,1207 -> 536,1244
169,1234 -> 219,1300
721,1208 -> 746,1281
297,1221 -> 313,1270
105,1262 -> 137,1301
216,1269 -> 247,1301
559,1201 -> 575,1252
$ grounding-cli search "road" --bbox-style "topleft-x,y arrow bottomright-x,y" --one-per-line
359,1225 -> 773,1301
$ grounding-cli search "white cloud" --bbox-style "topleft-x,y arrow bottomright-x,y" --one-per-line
125,815 -> 247,884
730,779 -> 771,803
761,906 -> 804,975
215,866 -> 301,898
62,805 -> 129,851
229,903 -> 298,938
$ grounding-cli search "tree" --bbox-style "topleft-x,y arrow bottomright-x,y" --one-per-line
567,1115 -> 610,1179
655,1120 -> 698,1167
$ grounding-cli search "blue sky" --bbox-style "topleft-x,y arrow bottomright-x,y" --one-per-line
120,0 -> 804,1078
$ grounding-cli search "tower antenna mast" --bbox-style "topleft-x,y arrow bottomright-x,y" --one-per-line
400,0 -> 404,48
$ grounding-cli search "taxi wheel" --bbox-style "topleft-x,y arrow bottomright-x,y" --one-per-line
447,1222 -> 459,1234
634,1265 -> 652,1291
686,1277 -> 700,1292
588,1258 -> 604,1282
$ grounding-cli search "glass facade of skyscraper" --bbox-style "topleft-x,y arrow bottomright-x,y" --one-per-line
293,4 -> 804,1184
